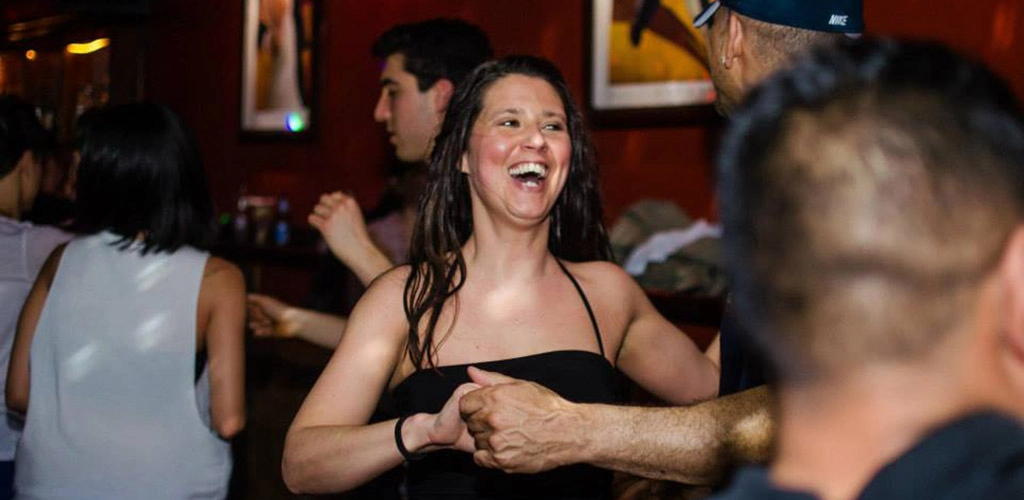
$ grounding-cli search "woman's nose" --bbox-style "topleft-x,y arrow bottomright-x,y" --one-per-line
522,125 -> 547,150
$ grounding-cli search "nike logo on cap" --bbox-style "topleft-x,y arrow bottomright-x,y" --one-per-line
829,14 -> 849,26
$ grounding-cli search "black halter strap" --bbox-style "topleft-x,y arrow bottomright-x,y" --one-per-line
555,259 -> 605,357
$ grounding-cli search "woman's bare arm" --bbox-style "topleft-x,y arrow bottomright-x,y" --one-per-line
6,244 -> 65,414
199,257 -> 247,439
615,277 -> 720,404
281,268 -> 474,494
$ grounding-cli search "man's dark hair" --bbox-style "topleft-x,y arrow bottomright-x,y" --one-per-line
0,95 -> 48,178
74,102 -> 215,254
717,38 -> 1024,383
743,15 -> 852,69
371,18 -> 493,91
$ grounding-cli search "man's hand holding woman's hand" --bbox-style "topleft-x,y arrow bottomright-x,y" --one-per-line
409,367 -> 582,473
457,367 -> 583,473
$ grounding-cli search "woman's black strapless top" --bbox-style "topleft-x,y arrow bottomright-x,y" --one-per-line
392,260 -> 619,500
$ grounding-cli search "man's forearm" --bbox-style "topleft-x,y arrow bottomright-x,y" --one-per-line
342,242 -> 394,286
293,309 -> 348,349
578,386 -> 774,485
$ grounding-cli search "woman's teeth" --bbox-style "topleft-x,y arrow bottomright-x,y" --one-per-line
508,162 -> 548,182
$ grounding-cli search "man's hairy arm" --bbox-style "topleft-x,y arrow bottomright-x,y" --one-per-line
584,386 -> 773,484
462,368 -> 773,485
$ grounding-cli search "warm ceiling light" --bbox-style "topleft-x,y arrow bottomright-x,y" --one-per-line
25,50 -> 37,60
66,38 -> 110,55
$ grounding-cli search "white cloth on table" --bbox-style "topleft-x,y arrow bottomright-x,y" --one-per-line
623,219 -> 722,276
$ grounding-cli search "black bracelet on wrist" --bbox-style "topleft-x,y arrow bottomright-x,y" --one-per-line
394,415 -> 424,462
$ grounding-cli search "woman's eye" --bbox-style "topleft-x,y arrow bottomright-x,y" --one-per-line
499,119 -> 519,127
544,122 -> 566,131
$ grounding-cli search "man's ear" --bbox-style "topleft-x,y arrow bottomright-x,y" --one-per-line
723,10 -> 745,70
431,78 -> 455,114
1000,226 -> 1024,365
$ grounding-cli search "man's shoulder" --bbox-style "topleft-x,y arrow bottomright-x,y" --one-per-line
859,411 -> 1024,499
24,223 -> 73,244
0,220 -> 71,259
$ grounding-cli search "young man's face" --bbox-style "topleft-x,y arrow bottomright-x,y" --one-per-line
374,53 -> 445,163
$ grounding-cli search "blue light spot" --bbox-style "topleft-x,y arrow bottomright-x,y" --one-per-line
286,113 -> 306,132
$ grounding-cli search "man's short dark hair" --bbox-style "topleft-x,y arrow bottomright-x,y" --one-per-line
717,38 -> 1024,383
74,102 -> 215,254
371,18 -> 493,91
0,95 -> 48,178
744,15 -> 852,69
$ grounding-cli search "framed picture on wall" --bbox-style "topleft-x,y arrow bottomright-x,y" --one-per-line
586,0 -> 718,127
240,0 -> 320,139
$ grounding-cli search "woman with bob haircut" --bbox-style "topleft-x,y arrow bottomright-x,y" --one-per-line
283,56 -> 719,499
7,102 -> 246,500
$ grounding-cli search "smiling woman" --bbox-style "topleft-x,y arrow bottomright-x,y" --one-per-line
282,56 -> 719,499
461,74 -> 573,226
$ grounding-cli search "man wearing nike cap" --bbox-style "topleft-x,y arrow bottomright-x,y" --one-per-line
458,0 -> 862,487
696,0 -> 863,405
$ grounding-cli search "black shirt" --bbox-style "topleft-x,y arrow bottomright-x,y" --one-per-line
711,411 -> 1024,500
718,299 -> 769,396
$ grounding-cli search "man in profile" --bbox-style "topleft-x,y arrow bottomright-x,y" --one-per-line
248,18 -> 492,347
712,38 -> 1024,499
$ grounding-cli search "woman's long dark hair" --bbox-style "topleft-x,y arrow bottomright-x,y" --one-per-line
404,55 -> 612,369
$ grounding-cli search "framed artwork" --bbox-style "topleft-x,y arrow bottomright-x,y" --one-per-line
240,0 -> 319,139
586,0 -> 718,127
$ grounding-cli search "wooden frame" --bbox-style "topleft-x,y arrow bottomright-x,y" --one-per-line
240,0 -> 319,139
585,0 -> 718,128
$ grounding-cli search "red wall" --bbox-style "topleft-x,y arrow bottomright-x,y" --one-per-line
143,0 -> 1024,226
866,0 -> 1024,100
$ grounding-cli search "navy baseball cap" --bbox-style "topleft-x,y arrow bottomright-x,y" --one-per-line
694,0 -> 863,35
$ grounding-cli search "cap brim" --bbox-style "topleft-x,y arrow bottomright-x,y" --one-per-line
693,2 -> 721,28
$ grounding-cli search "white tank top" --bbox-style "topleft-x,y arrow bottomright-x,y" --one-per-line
15,232 -> 232,500
0,216 -> 70,461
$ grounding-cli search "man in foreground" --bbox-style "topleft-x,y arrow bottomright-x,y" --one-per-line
712,37 -> 1024,499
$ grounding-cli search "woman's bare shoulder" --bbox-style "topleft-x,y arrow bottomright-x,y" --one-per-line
204,255 -> 241,276
561,260 -> 637,289
350,264 -> 413,320
202,256 -> 244,289
365,264 -> 412,293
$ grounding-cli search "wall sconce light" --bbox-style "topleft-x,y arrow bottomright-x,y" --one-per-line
66,38 -> 110,55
